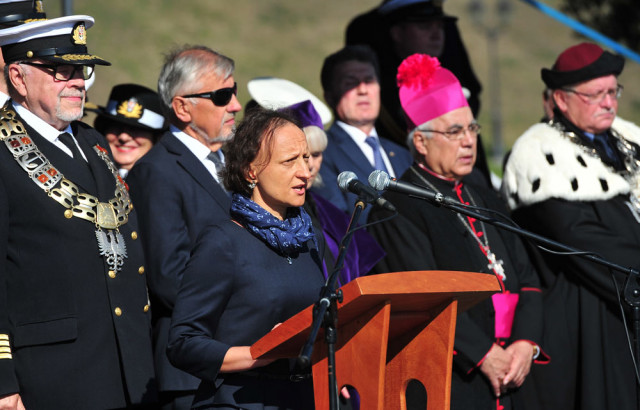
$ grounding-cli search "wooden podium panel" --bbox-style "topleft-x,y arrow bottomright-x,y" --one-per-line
251,270 -> 499,410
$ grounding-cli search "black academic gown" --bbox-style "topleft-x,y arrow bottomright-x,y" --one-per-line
0,114 -> 156,409
503,112 -> 640,410
368,165 -> 544,410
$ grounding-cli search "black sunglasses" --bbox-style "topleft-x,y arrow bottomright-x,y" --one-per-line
182,82 -> 237,107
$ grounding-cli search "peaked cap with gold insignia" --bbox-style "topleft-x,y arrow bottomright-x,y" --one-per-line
0,0 -> 46,28
0,14 -> 110,66
93,83 -> 166,133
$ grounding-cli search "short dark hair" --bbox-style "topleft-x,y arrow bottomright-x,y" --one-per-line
223,107 -> 301,197
320,45 -> 380,95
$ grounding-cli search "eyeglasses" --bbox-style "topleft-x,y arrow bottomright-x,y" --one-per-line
20,62 -> 95,81
561,84 -> 623,105
419,123 -> 481,141
182,82 -> 238,107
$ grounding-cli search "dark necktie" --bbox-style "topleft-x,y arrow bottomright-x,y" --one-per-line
365,136 -> 389,174
207,151 -> 225,177
207,151 -> 229,195
593,133 -> 619,166
58,132 -> 90,170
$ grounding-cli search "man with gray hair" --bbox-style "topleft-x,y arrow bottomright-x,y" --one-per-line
127,44 -> 241,410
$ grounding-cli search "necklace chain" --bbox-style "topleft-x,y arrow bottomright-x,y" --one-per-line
410,166 -> 506,280
551,119 -> 640,216
0,105 -> 131,273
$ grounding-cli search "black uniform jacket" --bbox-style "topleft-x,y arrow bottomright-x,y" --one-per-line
0,115 -> 155,409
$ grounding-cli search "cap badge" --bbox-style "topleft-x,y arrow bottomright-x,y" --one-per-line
35,1 -> 44,13
117,98 -> 143,119
72,23 -> 87,45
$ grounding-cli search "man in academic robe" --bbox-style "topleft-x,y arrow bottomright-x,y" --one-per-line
502,42 -> 640,410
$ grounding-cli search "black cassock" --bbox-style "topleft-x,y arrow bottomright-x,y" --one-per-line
368,165 -> 545,410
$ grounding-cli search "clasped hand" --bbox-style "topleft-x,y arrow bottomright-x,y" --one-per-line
479,341 -> 533,397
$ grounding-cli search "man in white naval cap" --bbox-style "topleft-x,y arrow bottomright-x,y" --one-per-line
0,15 -> 156,410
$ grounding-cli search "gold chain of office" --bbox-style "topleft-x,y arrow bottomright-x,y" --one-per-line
551,119 -> 640,214
0,104 -> 132,272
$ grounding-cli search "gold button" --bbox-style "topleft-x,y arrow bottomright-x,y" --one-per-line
143,304 -> 149,313
26,51 -> 33,58
138,266 -> 145,275
64,209 -> 73,219
114,307 -> 122,316
131,231 -> 138,240
108,270 -> 116,279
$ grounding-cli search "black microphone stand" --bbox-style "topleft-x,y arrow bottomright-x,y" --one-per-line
298,198 -> 367,410
421,193 -> 640,408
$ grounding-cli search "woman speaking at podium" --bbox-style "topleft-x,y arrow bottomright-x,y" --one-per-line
167,107 -> 325,409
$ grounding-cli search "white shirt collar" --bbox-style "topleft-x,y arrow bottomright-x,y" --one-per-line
170,125 -> 223,182
170,124 -> 211,162
336,120 -> 380,143
13,101 -> 73,142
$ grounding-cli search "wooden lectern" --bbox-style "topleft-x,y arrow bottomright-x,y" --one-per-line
251,270 -> 499,410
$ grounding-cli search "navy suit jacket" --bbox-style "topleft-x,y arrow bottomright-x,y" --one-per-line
127,131 -> 231,392
316,122 -> 412,219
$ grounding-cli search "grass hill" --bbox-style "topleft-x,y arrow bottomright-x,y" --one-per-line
45,0 -> 640,171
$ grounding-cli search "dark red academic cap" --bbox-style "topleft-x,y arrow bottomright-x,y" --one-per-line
541,42 -> 624,89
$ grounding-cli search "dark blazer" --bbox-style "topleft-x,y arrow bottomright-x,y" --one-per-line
0,117 -> 155,409
315,122 -> 412,220
167,220 -> 324,409
127,131 -> 231,393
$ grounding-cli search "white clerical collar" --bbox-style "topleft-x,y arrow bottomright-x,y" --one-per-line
13,101 -> 73,143
170,124 -> 211,162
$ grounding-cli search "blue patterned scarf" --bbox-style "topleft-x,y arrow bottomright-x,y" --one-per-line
231,193 -> 317,255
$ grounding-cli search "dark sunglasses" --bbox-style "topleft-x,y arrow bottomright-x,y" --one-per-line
182,82 -> 237,107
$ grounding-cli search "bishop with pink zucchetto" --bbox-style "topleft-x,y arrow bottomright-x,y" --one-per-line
367,53 -> 548,410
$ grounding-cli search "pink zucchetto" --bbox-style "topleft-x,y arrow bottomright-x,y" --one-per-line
397,53 -> 468,129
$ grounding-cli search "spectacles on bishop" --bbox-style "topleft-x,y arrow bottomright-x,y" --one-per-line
418,123 -> 481,141
20,61 -> 95,81
182,82 -> 238,107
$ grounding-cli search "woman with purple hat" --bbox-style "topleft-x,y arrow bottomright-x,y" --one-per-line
367,54 -> 547,410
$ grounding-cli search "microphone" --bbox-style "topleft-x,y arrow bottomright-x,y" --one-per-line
337,171 -> 396,212
368,170 -> 457,206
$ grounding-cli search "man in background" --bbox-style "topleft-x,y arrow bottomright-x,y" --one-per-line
315,45 -> 412,220
127,44 -> 241,410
